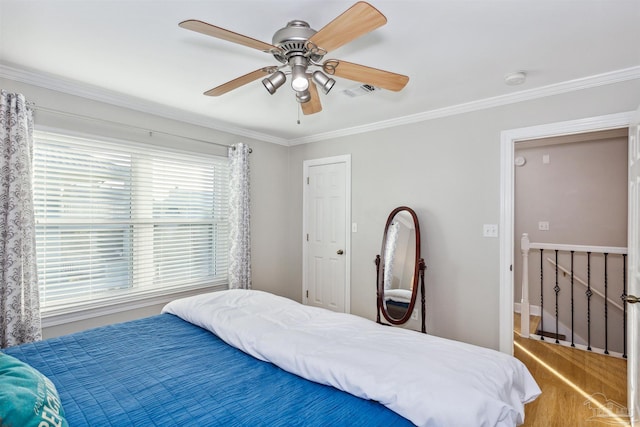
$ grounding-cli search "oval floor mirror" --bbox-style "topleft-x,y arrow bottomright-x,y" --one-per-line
375,206 -> 426,333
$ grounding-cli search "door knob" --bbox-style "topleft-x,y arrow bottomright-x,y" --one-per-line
337,249 -> 344,255
624,295 -> 640,304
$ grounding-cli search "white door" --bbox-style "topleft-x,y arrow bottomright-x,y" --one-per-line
303,156 -> 350,312
628,104 -> 640,424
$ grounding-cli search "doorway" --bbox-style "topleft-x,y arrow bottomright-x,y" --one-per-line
499,111 -> 637,425
499,111 -> 634,353
512,128 -> 629,425
302,155 -> 351,313
514,128 -> 628,351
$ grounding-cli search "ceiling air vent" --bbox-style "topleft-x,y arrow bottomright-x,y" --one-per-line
342,84 -> 379,97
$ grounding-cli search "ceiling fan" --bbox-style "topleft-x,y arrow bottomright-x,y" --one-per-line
179,1 -> 409,115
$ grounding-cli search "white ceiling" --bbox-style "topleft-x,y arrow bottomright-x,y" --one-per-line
1,0 -> 639,144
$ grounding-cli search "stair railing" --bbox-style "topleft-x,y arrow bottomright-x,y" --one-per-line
545,256 -> 624,312
520,233 -> 628,357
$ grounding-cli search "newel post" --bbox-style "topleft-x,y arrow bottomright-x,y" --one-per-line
520,233 -> 531,338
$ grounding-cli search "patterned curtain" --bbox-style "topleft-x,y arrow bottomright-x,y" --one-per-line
228,143 -> 251,289
0,90 -> 41,348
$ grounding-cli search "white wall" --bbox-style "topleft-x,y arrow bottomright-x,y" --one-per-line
1,77 -> 291,337
287,79 -> 640,350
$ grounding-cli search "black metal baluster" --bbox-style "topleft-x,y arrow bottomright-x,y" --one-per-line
604,253 -> 609,355
622,254 -> 627,359
586,252 -> 592,351
540,248 -> 544,341
570,251 -> 575,347
554,250 -> 560,344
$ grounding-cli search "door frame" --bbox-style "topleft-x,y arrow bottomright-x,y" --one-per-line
499,111 -> 636,354
302,155 -> 352,313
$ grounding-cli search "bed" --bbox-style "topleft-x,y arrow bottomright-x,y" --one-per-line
383,288 -> 412,318
1,289 -> 540,426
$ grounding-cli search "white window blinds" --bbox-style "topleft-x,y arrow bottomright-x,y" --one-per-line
33,131 -> 229,312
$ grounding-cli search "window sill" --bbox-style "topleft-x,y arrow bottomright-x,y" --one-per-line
41,283 -> 227,328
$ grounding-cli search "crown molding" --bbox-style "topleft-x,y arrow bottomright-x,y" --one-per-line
0,63 -> 289,146
288,66 -> 640,145
2,62 -> 638,147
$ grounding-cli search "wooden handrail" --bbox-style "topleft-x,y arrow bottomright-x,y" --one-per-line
526,241 -> 627,255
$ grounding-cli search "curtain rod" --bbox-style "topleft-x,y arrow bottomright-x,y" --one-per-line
32,104 -> 252,153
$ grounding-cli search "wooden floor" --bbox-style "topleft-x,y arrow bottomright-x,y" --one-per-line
514,313 -> 630,426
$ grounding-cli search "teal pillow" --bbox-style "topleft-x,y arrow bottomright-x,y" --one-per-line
0,352 -> 68,427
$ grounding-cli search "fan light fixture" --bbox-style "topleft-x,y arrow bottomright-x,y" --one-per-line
312,71 -> 336,94
180,2 -> 410,116
296,89 -> 311,103
290,56 -> 310,93
262,71 -> 287,94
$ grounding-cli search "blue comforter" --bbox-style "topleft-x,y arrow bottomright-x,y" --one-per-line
4,314 -> 412,426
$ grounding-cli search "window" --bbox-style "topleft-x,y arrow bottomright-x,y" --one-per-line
33,131 -> 229,314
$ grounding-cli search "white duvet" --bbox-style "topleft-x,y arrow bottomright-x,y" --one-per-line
385,288 -> 413,303
162,289 -> 540,427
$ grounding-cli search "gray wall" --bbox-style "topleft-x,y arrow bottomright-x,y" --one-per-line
1,77 -> 291,338
287,80 -> 640,349
2,76 -> 639,349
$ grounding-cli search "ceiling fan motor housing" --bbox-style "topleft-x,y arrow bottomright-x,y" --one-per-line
271,20 -> 323,63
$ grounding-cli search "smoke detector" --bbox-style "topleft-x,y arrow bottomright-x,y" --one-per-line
504,71 -> 527,86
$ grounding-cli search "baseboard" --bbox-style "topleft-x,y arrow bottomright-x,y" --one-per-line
513,302 -> 541,317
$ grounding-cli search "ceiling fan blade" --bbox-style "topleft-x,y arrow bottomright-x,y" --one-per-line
325,60 -> 409,92
204,67 -> 275,96
309,2 -> 387,53
179,19 -> 278,53
301,81 -> 322,115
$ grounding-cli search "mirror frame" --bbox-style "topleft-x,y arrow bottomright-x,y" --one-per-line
376,206 -> 425,330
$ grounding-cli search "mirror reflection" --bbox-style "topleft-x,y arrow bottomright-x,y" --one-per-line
382,210 -> 417,320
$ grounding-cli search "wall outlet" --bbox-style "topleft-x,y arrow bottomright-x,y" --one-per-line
538,221 -> 550,231
351,223 -> 357,232
411,310 -> 418,320
483,224 -> 498,238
